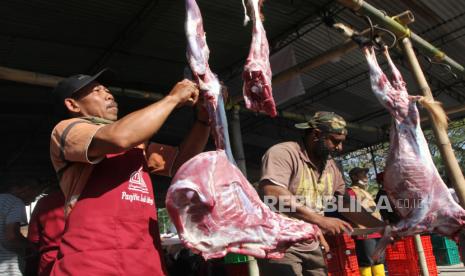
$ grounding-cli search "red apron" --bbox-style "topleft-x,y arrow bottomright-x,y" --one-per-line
51,148 -> 166,275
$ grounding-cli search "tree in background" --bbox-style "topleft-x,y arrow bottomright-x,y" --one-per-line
426,118 -> 465,183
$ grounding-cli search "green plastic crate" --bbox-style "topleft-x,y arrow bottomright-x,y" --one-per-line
431,234 -> 457,250
431,234 -> 461,265
433,247 -> 461,265
224,253 -> 249,264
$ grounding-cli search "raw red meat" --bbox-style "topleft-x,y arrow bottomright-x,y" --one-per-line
166,150 -> 318,259
165,0 -> 318,260
242,0 -> 277,117
362,46 -> 465,255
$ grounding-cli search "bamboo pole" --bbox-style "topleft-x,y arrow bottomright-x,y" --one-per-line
0,64 -> 385,134
0,66 -> 165,101
0,66 -> 62,87
2,65 -> 464,132
414,235 -> 430,276
402,38 -> 465,208
337,0 -> 465,76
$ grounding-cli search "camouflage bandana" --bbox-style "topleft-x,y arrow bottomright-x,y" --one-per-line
81,116 -> 114,125
295,111 -> 348,135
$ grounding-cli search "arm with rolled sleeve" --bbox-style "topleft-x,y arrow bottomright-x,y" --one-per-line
50,119 -> 106,167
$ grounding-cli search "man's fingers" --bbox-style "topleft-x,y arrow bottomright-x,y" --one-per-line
182,84 -> 199,106
343,221 -> 354,233
192,89 -> 200,102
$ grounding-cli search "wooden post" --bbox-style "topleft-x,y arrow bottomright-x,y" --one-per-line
401,37 -> 465,276
413,235 -> 430,276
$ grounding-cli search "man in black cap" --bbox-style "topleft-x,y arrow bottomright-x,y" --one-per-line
48,70 -> 210,275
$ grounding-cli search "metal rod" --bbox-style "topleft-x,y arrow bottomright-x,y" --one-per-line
402,38 -> 465,209
337,0 -> 465,76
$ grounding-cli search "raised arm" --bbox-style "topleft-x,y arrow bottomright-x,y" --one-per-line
88,80 -> 199,160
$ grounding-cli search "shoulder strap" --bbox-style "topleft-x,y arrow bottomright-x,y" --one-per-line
56,119 -> 99,179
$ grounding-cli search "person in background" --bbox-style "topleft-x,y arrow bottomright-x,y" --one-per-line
258,111 -> 353,276
0,176 -> 43,276
374,172 -> 400,225
347,167 -> 385,276
25,186 -> 65,276
49,69 -> 210,275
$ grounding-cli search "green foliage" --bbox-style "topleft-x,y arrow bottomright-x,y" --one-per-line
158,208 -> 173,234
425,118 -> 465,182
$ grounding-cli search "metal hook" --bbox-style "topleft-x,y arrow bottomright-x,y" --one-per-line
373,26 -> 397,50
426,56 -> 458,79
352,14 -> 397,50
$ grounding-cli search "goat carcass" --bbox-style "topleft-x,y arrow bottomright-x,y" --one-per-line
363,45 -> 465,256
242,0 -> 277,117
166,150 -> 318,259
165,0 -> 318,260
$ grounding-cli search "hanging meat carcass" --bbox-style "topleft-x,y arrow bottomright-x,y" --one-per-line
242,0 -> 277,117
167,150 -> 319,259
165,0 -> 318,260
362,45 -> 465,257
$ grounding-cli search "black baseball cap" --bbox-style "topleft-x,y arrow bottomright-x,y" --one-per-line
52,68 -> 113,118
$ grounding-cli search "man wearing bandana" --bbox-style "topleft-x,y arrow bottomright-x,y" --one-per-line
257,111 -> 353,276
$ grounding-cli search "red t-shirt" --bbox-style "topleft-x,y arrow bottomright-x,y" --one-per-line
27,190 -> 66,276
